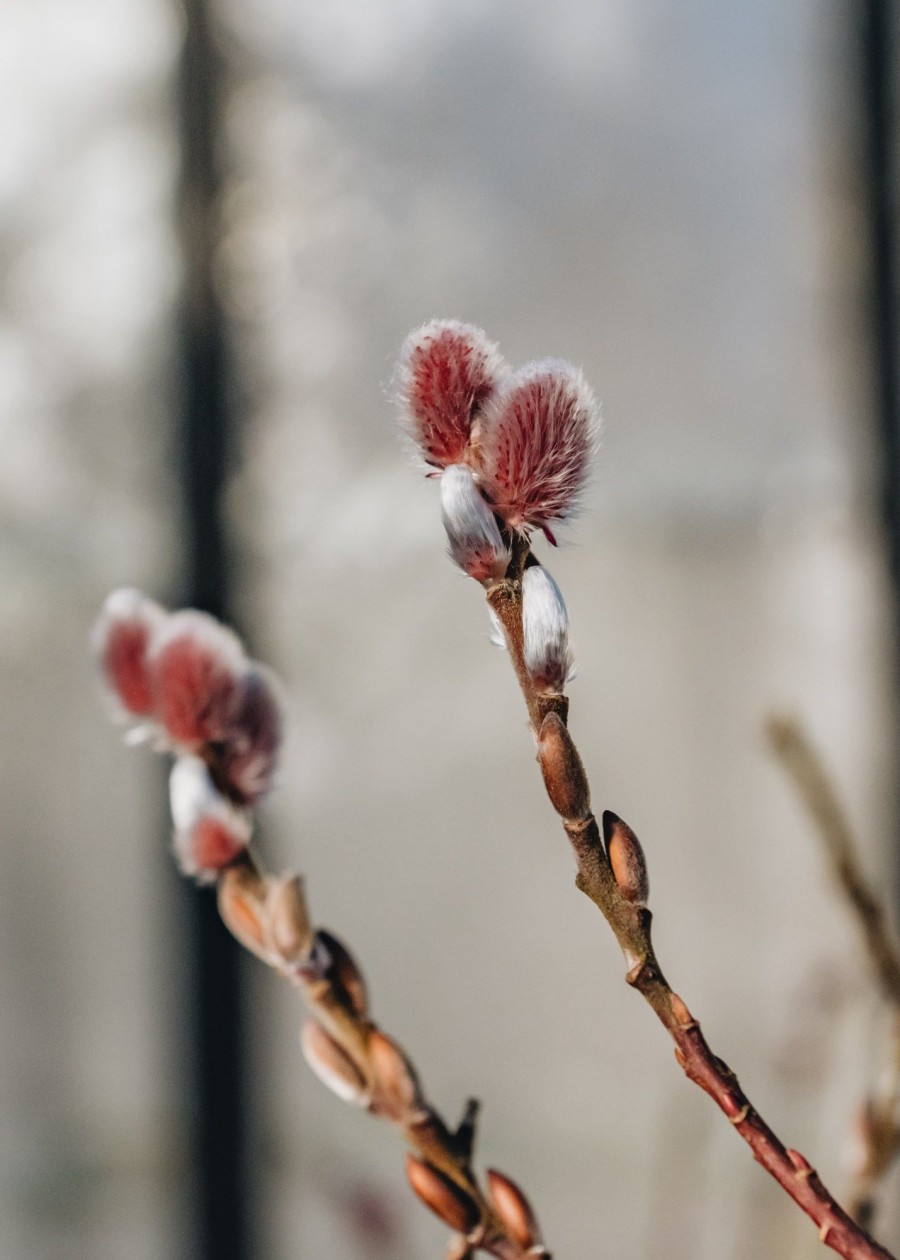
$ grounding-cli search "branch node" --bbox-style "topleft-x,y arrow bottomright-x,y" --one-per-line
729,1103 -> 751,1126
625,956 -> 650,987
669,993 -> 698,1031
787,1148 -> 815,1178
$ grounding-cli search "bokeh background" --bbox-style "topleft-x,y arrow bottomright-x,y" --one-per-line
2,1 -> 899,1258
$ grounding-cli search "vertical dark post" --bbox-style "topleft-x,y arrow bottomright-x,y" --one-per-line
175,2 -> 252,1258
860,0 -> 899,569
858,0 -> 900,908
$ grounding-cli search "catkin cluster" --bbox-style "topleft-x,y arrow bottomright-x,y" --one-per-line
94,588 -> 548,1259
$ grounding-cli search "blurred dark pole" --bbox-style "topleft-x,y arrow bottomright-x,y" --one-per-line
175,2 -> 253,1258
860,0 -> 899,575
858,0 -> 900,910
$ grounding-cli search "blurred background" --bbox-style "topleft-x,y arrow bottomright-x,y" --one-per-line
1,1 -> 899,1257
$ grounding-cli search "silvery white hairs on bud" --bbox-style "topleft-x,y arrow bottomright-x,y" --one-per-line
441,464 -> 511,583
169,755 -> 252,881
521,566 -> 573,693
488,607 -> 507,649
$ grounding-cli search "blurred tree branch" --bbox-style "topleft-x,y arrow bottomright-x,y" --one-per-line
767,713 -> 900,1231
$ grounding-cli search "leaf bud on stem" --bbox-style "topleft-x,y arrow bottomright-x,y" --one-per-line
300,1019 -> 370,1106
369,1028 -> 424,1117
537,712 -> 590,821
486,1169 -> 543,1251
315,929 -> 369,1018
602,811 -> 649,905
405,1156 -> 480,1235
217,861 -> 273,963
265,874 -> 313,965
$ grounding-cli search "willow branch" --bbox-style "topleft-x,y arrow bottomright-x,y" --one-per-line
94,586 -> 548,1260
210,849 -> 547,1260
766,713 -> 900,1230
486,547 -> 896,1260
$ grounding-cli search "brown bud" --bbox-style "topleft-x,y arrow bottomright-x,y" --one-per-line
300,1020 -> 369,1106
537,712 -> 590,821
265,874 -> 313,965
369,1029 -> 423,1115
405,1156 -> 480,1235
218,863 -> 272,962
603,811 -> 649,905
317,929 -> 369,1018
486,1169 -> 541,1250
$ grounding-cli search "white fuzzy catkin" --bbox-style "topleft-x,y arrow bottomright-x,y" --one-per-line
521,566 -> 573,692
487,607 -> 507,649
169,755 -> 251,876
440,464 -> 510,583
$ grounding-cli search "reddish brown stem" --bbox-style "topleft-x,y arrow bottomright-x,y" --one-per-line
487,569 -> 896,1260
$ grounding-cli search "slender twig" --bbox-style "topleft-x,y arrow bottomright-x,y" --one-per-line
211,851 -> 546,1260
766,713 -> 900,1230
485,541 -> 896,1260
94,589 -> 548,1260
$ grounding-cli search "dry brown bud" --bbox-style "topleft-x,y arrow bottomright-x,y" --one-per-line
218,864 -> 272,962
300,1020 -> 369,1106
603,811 -> 649,905
486,1169 -> 541,1250
369,1029 -> 423,1115
537,712 -> 590,821
317,929 -> 369,1018
405,1156 -> 480,1235
265,874 -> 313,965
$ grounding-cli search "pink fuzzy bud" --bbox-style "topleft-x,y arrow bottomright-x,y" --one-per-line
93,588 -> 166,718
522,566 -> 572,693
169,755 -> 252,881
149,610 -> 246,749
479,359 -> 599,534
397,319 -> 507,468
217,665 -> 284,805
440,464 -> 510,583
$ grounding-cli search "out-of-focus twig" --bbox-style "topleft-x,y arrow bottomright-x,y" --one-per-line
93,590 -> 549,1260
218,853 -> 548,1260
766,713 -> 900,1230
766,714 -> 900,1005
